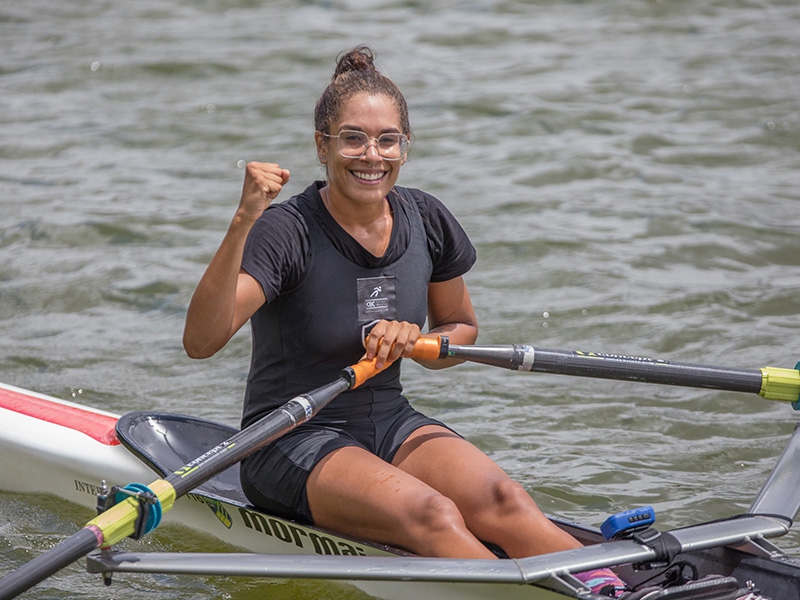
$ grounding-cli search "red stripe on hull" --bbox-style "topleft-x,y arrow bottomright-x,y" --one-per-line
0,386 -> 119,445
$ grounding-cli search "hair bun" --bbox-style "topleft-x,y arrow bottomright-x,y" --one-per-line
332,45 -> 377,80
314,45 -> 410,138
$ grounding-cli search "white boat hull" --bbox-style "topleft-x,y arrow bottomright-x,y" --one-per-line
0,382 -> 564,600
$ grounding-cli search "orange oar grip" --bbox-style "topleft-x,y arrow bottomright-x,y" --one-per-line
349,359 -> 382,388
350,336 -> 446,388
410,335 -> 444,360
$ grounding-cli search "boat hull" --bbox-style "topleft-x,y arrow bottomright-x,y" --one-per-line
0,382 -> 565,600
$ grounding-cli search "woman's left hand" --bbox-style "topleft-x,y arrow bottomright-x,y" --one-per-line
364,320 -> 421,370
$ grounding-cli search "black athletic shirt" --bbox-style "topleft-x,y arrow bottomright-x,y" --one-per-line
239,181 -> 476,427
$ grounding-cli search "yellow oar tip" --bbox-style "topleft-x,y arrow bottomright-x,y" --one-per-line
759,364 -> 800,406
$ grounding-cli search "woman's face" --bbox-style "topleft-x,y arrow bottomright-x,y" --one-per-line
316,92 -> 407,208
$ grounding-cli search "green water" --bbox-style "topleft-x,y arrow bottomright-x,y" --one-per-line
2,1 -> 799,598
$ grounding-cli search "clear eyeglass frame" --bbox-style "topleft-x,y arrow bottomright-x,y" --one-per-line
321,129 -> 409,161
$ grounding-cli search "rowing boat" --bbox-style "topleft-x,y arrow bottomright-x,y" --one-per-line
2,370 -> 800,599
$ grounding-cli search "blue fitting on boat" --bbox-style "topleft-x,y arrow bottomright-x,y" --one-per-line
600,506 -> 656,540
792,361 -> 800,411
114,482 -> 162,538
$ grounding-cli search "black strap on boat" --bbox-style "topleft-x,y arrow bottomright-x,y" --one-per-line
631,528 -> 683,569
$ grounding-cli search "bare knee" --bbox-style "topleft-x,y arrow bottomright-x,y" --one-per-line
468,477 -> 554,532
475,478 -> 582,557
390,492 -> 497,558
486,478 -> 538,516
413,492 -> 466,532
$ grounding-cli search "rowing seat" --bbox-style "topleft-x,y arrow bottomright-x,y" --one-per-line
115,411 -> 250,506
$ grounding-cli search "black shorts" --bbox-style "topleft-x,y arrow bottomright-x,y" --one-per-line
240,397 -> 452,524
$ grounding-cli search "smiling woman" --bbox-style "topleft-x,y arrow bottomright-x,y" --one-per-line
179,44 -> 625,592
315,92 -> 406,256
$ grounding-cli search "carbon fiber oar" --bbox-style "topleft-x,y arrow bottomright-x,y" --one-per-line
412,336 -> 800,404
0,359 -> 383,600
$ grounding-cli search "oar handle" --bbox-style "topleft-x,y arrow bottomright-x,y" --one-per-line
348,357 -> 389,388
408,335 -> 448,361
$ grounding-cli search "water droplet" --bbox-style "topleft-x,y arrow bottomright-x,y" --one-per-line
542,311 -> 549,318
581,309 -> 588,316
237,160 -> 246,168
90,61 -> 101,72
682,84 -> 693,93
542,322 -> 548,328
205,103 -> 218,114
767,121 -> 776,130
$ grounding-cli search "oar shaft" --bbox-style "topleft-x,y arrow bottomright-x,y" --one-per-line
0,529 -> 100,600
166,377 -> 351,496
410,337 -> 800,402
93,366 -> 367,543
463,344 -> 763,393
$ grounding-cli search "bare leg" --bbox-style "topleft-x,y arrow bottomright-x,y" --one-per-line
393,427 -> 627,592
392,425 -> 582,557
306,445 -> 497,558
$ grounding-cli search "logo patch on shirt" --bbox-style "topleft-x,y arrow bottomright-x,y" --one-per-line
357,276 -> 396,321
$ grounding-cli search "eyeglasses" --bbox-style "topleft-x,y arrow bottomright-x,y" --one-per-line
322,129 -> 409,161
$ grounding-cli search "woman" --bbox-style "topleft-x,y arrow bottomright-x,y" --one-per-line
183,45 -> 625,595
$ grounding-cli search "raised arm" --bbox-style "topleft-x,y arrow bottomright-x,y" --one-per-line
183,162 -> 290,359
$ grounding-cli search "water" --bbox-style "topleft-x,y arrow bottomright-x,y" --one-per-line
1,0 -> 799,598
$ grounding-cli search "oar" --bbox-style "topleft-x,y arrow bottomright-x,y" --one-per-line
0,358 -> 384,600
411,336 -> 800,404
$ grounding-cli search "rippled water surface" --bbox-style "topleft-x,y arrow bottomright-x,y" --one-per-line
2,1 -> 799,599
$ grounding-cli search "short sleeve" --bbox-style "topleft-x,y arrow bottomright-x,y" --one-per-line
241,201 -> 309,304
405,188 -> 477,282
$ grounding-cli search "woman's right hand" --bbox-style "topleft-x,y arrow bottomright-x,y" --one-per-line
184,161 -> 284,359
238,162 -> 291,223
